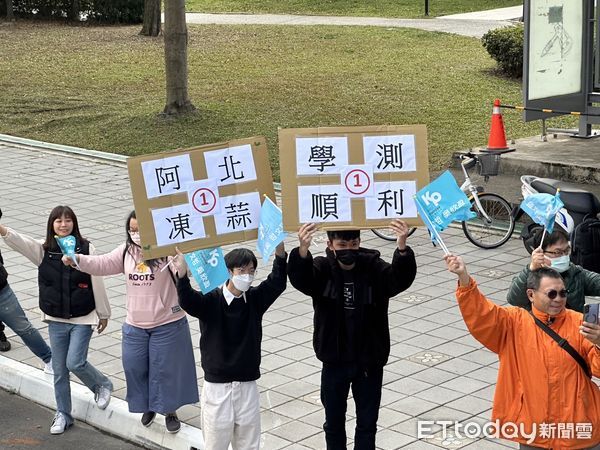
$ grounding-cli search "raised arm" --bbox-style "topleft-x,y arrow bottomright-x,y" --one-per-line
374,220 -> 417,297
74,243 -> 128,276
173,250 -> 209,319
287,223 -> 327,297
446,254 -> 512,354
253,242 -> 287,313
0,226 -> 44,266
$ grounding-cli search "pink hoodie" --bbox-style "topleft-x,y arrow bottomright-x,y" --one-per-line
77,243 -> 185,329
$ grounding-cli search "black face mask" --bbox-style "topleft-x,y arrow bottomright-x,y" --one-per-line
335,249 -> 357,266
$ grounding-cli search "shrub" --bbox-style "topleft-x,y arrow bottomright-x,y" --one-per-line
481,25 -> 524,78
2,0 -> 143,23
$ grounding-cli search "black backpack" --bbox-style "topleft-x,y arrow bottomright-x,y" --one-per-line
571,216 -> 600,274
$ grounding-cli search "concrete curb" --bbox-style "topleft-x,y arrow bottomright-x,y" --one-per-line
452,150 -> 600,185
0,133 -> 128,165
0,355 -> 204,450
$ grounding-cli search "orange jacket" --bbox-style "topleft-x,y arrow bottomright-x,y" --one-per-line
456,279 -> 600,449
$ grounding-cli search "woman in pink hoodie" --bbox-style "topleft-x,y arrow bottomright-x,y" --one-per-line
64,211 -> 198,433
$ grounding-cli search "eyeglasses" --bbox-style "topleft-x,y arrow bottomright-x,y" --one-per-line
539,289 -> 569,300
543,248 -> 571,257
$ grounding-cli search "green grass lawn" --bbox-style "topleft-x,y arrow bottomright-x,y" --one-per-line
0,22 -> 572,180
185,0 -> 524,18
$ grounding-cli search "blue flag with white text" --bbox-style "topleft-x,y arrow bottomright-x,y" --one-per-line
184,247 -> 229,294
415,171 -> 475,233
257,196 -> 286,263
55,235 -> 78,265
520,192 -> 563,233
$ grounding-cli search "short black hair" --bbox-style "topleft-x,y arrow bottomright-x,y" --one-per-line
326,229 -> 360,241
536,229 -> 569,250
225,248 -> 257,271
526,267 -> 564,291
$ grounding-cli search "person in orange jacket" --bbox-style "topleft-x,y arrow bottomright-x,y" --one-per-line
445,254 -> 600,450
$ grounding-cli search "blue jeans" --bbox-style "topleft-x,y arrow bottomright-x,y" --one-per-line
48,321 -> 113,423
0,284 -> 51,363
321,363 -> 384,450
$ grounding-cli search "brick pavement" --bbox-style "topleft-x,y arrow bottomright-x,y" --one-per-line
0,142 -> 533,449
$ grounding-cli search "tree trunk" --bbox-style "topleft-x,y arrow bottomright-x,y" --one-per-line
162,0 -> 195,116
140,0 -> 161,37
68,0 -> 80,22
6,0 -> 14,21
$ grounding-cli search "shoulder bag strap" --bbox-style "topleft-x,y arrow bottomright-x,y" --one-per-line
529,311 -> 591,378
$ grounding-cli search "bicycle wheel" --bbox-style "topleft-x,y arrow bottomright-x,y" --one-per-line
462,193 -> 515,249
371,227 -> 417,242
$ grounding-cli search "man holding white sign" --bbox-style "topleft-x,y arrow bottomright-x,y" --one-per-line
287,219 -> 416,449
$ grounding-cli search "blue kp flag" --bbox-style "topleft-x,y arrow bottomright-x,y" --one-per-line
415,171 -> 475,233
520,192 -> 563,233
55,235 -> 78,265
257,196 -> 287,263
184,247 -> 229,294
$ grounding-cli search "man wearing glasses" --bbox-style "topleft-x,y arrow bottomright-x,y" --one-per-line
445,254 -> 600,449
507,229 -> 600,312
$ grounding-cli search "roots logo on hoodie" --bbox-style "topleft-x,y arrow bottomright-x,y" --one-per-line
129,261 -> 155,283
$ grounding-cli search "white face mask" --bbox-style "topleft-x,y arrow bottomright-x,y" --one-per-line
550,255 -> 570,273
231,274 -> 254,292
129,231 -> 141,246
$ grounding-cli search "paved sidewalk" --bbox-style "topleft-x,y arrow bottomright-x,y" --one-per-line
0,140 -> 534,449
181,5 -> 521,38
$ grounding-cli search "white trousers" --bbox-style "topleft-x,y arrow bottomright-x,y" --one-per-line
201,380 -> 261,450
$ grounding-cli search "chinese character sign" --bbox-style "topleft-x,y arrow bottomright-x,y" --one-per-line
204,144 -> 257,186
127,137 -> 276,259
184,247 -> 229,294
141,155 -> 195,199
296,137 -> 349,175
257,196 -> 287,263
415,171 -> 475,232
279,125 -> 429,231
363,135 -> 417,172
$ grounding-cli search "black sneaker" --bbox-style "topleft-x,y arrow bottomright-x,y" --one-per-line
141,411 -> 156,427
0,330 -> 10,352
165,413 -> 181,434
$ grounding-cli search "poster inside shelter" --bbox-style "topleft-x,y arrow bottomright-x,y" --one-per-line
278,125 -> 429,231
128,137 -> 276,259
528,0 -> 583,100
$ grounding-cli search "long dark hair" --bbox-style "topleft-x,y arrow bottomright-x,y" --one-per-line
43,206 -> 87,251
125,210 -> 165,270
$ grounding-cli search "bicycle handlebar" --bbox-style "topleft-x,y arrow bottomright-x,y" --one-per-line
460,152 -> 477,170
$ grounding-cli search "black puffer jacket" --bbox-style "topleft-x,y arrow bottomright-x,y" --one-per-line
38,240 -> 95,319
288,246 -> 416,367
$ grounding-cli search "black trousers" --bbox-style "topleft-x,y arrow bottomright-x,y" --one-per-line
321,362 -> 384,450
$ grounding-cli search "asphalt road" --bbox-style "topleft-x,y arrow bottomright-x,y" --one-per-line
0,388 -> 142,450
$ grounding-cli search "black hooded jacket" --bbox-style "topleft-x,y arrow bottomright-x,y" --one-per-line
288,246 -> 417,367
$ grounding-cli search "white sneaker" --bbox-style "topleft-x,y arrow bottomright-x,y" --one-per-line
95,386 -> 111,410
43,360 -> 54,375
50,412 -> 70,435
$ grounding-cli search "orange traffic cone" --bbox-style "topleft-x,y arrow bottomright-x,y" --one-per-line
486,98 -> 509,151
